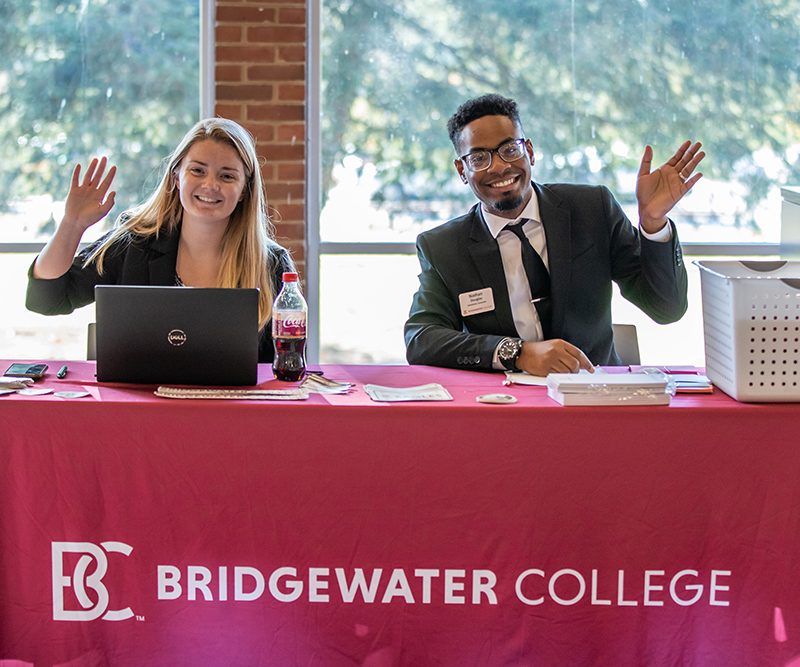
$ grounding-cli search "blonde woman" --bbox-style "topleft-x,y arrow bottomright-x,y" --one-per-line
26,118 -> 294,362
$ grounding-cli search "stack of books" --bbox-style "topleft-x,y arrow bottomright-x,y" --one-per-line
546,372 -> 671,406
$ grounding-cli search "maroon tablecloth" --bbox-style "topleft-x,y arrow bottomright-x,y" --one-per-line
1,361 -> 799,666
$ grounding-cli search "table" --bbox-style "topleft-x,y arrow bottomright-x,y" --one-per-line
1,361 -> 799,666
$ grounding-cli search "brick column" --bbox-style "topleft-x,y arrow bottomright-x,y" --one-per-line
214,0 -> 307,274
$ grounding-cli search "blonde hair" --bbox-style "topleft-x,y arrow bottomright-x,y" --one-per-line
86,117 -> 283,330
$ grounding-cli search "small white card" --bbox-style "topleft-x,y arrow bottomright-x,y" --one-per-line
459,287 -> 495,317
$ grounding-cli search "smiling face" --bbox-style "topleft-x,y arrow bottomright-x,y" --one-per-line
454,114 -> 535,220
174,139 -> 248,229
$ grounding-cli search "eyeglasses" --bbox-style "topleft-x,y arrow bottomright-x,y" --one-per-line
459,138 -> 527,172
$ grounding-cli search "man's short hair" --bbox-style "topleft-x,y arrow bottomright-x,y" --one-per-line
447,94 -> 522,150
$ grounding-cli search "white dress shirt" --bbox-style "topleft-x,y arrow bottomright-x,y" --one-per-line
482,190 -> 672,369
482,197 -> 548,343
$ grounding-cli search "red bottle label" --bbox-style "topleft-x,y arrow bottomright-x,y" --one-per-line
273,314 -> 306,338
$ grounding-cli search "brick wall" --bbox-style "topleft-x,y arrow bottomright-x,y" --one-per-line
214,0 -> 307,274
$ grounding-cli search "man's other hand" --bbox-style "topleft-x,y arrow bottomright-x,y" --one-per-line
637,141 -> 705,234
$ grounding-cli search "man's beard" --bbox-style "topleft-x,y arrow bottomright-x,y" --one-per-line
491,193 -> 525,212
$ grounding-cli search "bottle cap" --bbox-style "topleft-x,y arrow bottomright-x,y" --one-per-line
282,272 -> 299,282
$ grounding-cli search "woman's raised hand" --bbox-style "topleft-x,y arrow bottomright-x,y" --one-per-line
32,157 -> 118,279
63,157 -> 117,232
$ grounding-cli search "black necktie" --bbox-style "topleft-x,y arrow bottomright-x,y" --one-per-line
503,219 -> 552,338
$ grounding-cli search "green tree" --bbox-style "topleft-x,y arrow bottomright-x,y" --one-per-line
0,0 -> 199,232
322,0 -> 800,231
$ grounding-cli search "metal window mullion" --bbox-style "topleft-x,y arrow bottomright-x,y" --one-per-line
305,0 -> 322,364
199,0 -> 215,118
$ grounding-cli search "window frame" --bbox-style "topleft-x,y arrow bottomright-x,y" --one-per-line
3,0 -> 798,365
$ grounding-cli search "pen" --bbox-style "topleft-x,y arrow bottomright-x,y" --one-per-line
57,365 -> 68,379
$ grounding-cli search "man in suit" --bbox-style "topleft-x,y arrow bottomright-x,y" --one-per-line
404,94 -> 704,375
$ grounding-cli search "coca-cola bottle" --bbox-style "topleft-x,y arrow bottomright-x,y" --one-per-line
272,272 -> 307,381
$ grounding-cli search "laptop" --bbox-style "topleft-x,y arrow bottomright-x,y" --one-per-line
95,285 -> 259,386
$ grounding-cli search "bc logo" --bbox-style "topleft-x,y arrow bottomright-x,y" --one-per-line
52,541 -> 135,621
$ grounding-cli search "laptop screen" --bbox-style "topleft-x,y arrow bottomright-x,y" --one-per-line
95,285 -> 259,386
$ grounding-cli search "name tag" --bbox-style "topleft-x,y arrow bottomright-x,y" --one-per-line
459,287 -> 495,317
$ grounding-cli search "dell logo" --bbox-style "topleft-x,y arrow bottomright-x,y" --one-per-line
167,329 -> 187,346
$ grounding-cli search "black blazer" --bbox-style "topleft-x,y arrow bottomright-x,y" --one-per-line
26,227 -> 294,363
404,182 -> 688,369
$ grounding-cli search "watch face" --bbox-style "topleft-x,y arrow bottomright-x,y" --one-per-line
499,340 -> 521,370
502,340 -> 519,356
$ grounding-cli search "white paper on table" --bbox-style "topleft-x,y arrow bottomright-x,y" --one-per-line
0,376 -> 35,389
363,383 -> 453,402
503,372 -> 547,386
504,367 -> 604,387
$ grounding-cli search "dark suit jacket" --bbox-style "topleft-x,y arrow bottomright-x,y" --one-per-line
26,227 -> 294,363
404,182 -> 688,369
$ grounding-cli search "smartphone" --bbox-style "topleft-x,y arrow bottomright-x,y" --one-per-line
4,363 -> 49,379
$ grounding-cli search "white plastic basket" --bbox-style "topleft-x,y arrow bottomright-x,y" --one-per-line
696,260 -> 800,402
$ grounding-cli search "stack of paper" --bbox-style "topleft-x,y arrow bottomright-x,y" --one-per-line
546,372 -> 671,406
300,373 -> 354,394
0,376 -> 34,390
634,367 -> 714,393
363,383 -> 452,402
672,374 -> 713,393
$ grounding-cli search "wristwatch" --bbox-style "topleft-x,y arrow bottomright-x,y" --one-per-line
497,338 -> 524,371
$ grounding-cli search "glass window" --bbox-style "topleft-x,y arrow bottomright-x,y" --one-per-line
1,0 -> 200,356
319,254 -> 420,363
319,0 -> 800,362
319,255 -> 722,368
321,1 -> 800,244
2,253 -> 97,360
